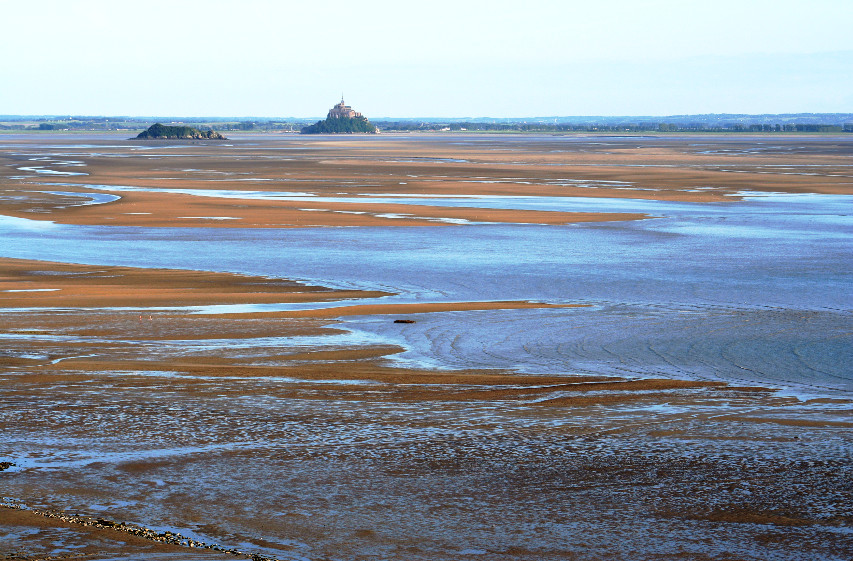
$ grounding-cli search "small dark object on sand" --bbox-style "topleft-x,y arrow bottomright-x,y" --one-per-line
394,319 -> 416,324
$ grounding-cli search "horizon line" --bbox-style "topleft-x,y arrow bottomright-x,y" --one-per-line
4,111 -> 853,121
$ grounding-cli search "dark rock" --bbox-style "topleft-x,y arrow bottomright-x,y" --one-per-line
394,319 -> 416,324
133,123 -> 226,140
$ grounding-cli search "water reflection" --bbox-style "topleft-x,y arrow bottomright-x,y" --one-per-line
1,189 -> 850,394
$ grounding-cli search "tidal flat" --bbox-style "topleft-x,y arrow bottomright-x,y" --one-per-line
0,133 -> 851,560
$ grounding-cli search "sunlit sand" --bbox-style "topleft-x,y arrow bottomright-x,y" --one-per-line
1,133 -> 851,561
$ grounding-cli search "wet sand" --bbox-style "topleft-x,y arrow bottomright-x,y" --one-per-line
2,134 -> 851,229
3,346 -> 851,560
2,260 -> 851,561
1,134 -> 852,561
0,257 -> 389,308
0,188 -> 649,228
0,506 -> 201,560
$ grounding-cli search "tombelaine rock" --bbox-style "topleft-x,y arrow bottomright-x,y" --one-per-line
133,123 -> 226,140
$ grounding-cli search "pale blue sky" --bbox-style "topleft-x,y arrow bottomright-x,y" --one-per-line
2,0 -> 851,117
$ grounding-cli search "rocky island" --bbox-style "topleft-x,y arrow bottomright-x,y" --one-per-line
133,123 -> 226,140
301,97 -> 377,134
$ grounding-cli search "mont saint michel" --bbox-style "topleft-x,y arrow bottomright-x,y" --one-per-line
301,97 -> 377,134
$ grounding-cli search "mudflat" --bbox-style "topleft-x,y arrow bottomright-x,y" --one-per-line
1,134 -> 850,229
0,133 -> 851,561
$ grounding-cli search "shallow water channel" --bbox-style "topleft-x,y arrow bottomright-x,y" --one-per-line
1,191 -> 850,395
1,136 -> 851,561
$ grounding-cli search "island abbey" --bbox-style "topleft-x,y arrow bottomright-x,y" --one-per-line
327,96 -> 363,119
300,96 -> 377,134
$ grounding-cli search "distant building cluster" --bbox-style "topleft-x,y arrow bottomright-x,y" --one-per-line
328,97 -> 363,119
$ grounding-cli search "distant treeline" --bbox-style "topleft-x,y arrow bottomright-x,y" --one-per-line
0,118 -> 307,132
374,121 -> 853,133
3,114 -> 852,134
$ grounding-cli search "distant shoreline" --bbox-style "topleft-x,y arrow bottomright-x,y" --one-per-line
2,112 -> 851,135
1,129 -> 851,138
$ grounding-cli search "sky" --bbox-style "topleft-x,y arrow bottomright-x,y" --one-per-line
2,0 -> 851,118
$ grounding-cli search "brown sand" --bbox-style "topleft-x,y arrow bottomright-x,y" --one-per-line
0,506 -> 196,560
0,188 -> 648,228
3,272 -> 851,560
209,300 -> 589,319
0,257 -> 734,402
1,135 -> 851,560
0,257 -> 595,392
0,257 -> 388,308
2,134 -> 849,230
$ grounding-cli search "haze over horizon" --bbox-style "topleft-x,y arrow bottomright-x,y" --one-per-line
2,0 -> 851,118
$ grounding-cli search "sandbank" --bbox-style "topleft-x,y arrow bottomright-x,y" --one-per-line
2,135 -> 849,231
2,135 -> 851,561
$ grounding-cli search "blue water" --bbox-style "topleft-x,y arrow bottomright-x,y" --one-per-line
1,191 -> 850,395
